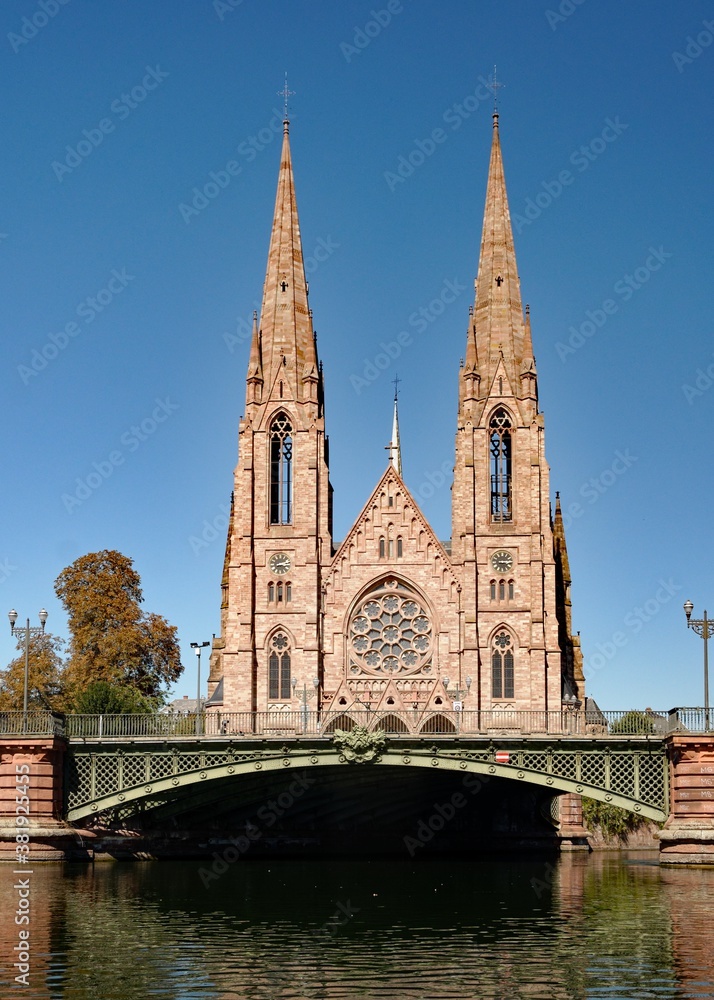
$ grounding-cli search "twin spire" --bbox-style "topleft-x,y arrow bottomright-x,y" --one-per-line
247,94 -> 535,461
462,111 -> 535,408
246,109 -> 318,407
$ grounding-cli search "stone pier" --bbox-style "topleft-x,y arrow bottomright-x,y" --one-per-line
0,737 -> 85,862
659,734 -> 714,866
558,792 -> 592,851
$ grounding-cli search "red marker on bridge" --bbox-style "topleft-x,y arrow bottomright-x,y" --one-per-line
494,751 -> 510,764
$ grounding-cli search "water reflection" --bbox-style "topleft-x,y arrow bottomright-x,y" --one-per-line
1,853 -> 712,999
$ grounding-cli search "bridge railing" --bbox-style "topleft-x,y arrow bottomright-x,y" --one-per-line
0,707 -> 705,739
0,710 -> 65,737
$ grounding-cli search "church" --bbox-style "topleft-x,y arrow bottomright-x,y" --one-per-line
206,107 -> 584,730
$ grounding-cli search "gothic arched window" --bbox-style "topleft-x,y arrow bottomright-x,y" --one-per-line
490,408 -> 512,522
268,631 -> 291,700
491,630 -> 514,700
269,412 -> 293,525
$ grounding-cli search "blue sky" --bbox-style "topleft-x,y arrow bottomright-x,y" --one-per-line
2,0 -> 713,709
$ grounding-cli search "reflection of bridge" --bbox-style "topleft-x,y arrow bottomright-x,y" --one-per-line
1,709 -> 713,863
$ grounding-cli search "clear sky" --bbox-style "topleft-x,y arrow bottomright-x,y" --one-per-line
2,0 -> 713,710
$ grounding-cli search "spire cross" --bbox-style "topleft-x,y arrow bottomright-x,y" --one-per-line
392,374 -> 401,402
278,73 -> 295,120
490,64 -> 505,112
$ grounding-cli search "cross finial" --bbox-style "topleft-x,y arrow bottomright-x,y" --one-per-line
490,64 -> 505,114
392,374 -> 401,402
278,73 -> 295,121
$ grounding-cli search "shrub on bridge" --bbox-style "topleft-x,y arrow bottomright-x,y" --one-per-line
609,711 -> 656,735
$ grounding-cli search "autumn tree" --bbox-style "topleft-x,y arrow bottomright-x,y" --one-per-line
54,550 -> 182,707
0,631 -> 66,712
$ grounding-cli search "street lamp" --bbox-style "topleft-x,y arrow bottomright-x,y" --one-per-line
292,676 -> 319,733
442,675 -> 472,708
190,641 -> 210,735
683,601 -> 711,730
8,608 -> 48,733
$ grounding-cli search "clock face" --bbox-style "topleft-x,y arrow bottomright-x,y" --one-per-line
269,552 -> 291,576
491,550 -> 513,573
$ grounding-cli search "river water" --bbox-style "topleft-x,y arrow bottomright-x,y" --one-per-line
1,851 -> 713,999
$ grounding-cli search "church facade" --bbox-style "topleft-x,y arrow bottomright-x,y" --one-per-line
207,110 -> 584,728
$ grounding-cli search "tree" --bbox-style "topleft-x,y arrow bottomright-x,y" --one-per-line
55,550 -> 182,706
0,631 -> 66,712
610,710 -> 656,735
72,681 -> 156,715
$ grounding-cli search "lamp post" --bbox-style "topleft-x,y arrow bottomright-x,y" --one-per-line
292,676 -> 319,733
8,608 -> 48,733
442,675 -> 472,711
683,601 -> 711,730
190,641 -> 210,735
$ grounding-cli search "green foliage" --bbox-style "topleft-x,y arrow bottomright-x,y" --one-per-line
582,797 -> 653,842
70,680 -> 157,715
610,710 -> 656,735
55,549 -> 182,700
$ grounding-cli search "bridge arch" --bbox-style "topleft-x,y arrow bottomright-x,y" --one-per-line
65,743 -> 667,824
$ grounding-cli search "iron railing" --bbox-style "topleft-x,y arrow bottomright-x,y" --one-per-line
0,707 -> 708,740
0,710 -> 65,737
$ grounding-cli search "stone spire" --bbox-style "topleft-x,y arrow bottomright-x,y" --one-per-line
472,112 -> 526,393
257,117 -> 318,398
387,382 -> 402,476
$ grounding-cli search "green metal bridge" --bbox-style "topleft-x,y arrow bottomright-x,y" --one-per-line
5,707 -> 706,826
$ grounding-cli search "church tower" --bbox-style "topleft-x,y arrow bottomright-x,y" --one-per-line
208,115 -> 333,713
209,107 -> 581,722
451,110 -> 583,712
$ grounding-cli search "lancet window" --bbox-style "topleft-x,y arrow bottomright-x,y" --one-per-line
269,412 -> 293,525
490,408 -> 512,522
268,631 -> 291,700
491,630 -> 514,700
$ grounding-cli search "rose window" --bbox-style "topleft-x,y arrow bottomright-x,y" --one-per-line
348,581 -> 433,675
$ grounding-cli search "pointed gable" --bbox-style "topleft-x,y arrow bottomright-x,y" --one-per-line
325,464 -> 459,599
